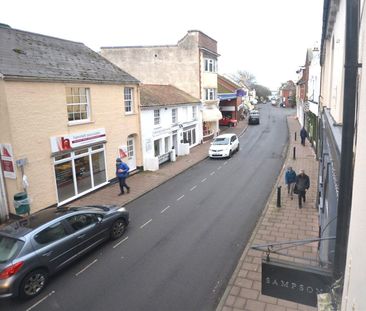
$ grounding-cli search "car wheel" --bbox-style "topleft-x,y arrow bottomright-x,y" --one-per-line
110,218 -> 127,240
228,150 -> 232,158
20,269 -> 48,300
228,123 -> 232,127
237,144 -> 240,152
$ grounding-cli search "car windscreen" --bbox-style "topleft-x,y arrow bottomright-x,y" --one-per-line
0,235 -> 24,263
212,138 -> 229,145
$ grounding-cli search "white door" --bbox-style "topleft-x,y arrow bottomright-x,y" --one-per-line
127,136 -> 136,171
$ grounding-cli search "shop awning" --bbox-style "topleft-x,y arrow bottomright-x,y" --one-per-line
202,107 -> 222,122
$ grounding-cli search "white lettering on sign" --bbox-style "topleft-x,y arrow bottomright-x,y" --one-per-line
265,277 -> 325,295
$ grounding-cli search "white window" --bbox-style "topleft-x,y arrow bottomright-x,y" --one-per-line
124,88 -> 134,113
205,88 -> 216,101
192,106 -> 197,120
204,58 -> 217,72
172,108 -> 177,124
154,109 -> 160,125
66,87 -> 90,123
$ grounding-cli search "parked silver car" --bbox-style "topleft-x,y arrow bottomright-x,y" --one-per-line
0,205 -> 129,299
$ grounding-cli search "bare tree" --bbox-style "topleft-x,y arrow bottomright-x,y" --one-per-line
229,70 -> 257,88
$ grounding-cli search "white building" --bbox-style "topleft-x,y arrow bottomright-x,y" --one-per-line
140,84 -> 202,171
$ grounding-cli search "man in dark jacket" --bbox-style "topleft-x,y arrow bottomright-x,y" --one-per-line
295,169 -> 310,208
116,158 -> 130,195
300,127 -> 308,146
285,166 -> 297,199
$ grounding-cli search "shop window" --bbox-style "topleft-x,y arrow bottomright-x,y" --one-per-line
55,161 -> 75,202
54,145 -> 106,204
92,152 -> 106,187
75,155 -> 92,193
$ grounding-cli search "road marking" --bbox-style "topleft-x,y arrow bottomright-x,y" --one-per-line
177,195 -> 184,201
210,171 -> 215,176
26,291 -> 56,311
140,219 -> 152,229
223,161 -> 228,165
75,259 -> 98,276
218,166 -> 222,170
201,178 -> 207,183
160,205 -> 170,214
113,236 -> 129,249
190,185 -> 197,191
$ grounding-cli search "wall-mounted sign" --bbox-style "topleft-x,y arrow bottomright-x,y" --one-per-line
50,129 -> 106,153
262,259 -> 332,307
0,143 -> 16,179
118,145 -> 128,159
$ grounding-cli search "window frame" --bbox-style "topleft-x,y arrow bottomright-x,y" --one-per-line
204,58 -> 217,73
154,109 -> 160,126
205,88 -> 217,101
124,87 -> 134,114
66,87 -> 91,125
172,108 -> 177,124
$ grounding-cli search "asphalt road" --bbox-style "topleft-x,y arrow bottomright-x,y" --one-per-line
1,104 -> 293,311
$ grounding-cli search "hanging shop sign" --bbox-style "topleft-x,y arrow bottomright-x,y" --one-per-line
50,129 -> 106,153
262,259 -> 333,307
0,143 -> 16,179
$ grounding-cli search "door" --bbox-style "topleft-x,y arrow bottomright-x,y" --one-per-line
33,221 -> 76,272
64,213 -> 108,257
126,136 -> 136,171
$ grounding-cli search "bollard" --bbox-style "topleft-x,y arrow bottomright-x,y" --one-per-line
294,132 -> 297,141
293,146 -> 296,160
277,186 -> 281,207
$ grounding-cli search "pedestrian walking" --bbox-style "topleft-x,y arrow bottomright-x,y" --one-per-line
300,127 -> 308,146
285,166 -> 297,199
116,158 -> 130,195
295,169 -> 310,208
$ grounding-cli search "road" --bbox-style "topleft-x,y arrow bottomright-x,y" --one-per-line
1,104 -> 293,311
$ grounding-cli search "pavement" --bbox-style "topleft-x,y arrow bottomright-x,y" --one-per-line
72,112 -> 320,311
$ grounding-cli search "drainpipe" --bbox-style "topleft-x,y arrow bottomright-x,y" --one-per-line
333,0 -> 359,280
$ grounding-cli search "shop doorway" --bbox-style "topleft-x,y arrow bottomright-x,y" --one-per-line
126,135 -> 136,171
54,144 -> 107,205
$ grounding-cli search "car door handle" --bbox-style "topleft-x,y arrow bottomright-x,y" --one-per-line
77,234 -> 86,239
42,251 -> 53,257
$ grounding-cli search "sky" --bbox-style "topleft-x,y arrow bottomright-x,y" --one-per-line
1,0 -> 323,90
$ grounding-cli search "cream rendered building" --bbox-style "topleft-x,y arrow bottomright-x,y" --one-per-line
100,30 -> 222,141
0,25 -> 142,215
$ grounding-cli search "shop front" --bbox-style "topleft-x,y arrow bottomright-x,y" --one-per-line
50,129 -> 108,205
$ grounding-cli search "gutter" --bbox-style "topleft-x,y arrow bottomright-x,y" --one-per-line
333,0 -> 360,280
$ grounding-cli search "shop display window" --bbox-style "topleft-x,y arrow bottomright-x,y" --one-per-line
54,145 -> 107,204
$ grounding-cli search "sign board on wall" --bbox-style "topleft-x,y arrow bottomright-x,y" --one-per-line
262,259 -> 332,307
50,129 -> 106,153
118,145 -> 128,159
0,144 -> 16,179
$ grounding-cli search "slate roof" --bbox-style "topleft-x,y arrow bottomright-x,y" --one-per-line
140,84 -> 200,108
0,26 -> 139,84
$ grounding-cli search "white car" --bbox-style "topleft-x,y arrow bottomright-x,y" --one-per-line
209,133 -> 240,158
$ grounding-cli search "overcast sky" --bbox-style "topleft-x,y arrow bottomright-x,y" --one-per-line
1,0 -> 323,90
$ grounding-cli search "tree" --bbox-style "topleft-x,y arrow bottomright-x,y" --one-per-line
253,84 -> 271,99
229,70 -> 256,88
